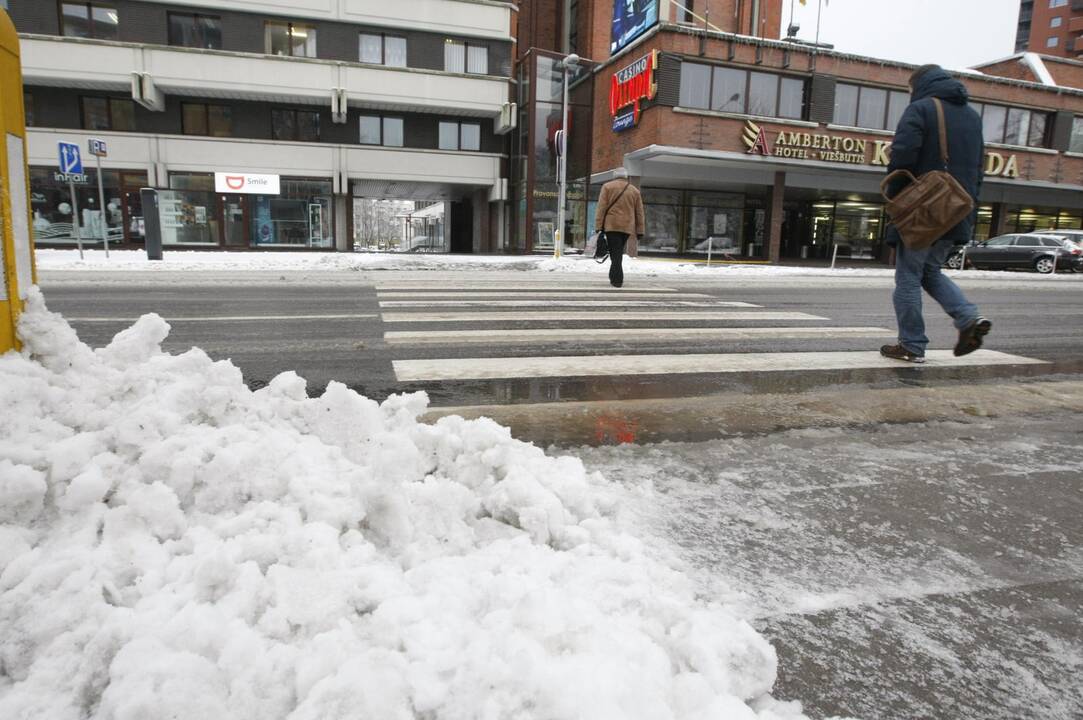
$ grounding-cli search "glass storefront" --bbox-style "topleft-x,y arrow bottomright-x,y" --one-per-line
511,49 -> 593,252
30,167 -> 147,245
631,188 -> 765,259
251,179 -> 332,248
161,173 -> 333,249
1005,205 -> 1083,234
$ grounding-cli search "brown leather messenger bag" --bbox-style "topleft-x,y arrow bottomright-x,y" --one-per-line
881,98 -> 975,251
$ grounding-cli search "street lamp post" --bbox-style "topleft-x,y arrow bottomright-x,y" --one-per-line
554,52 -> 579,259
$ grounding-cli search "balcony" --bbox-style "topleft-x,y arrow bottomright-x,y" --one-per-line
19,35 -> 510,118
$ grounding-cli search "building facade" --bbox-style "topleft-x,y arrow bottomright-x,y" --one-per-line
9,0 -> 515,252
1016,0 -> 1083,58
509,0 -> 1083,263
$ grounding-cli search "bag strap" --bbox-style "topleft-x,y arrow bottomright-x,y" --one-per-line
600,180 -> 631,232
932,98 -> 949,168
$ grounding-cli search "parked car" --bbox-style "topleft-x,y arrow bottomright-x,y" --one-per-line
955,233 -> 1082,273
1034,228 -> 1083,251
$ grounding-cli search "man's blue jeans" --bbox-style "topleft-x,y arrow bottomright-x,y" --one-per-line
893,237 -> 979,356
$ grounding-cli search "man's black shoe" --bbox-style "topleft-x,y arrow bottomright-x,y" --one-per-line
954,317 -> 992,357
880,344 -> 926,364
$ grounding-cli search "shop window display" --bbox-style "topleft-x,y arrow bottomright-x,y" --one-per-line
250,179 -> 332,248
29,167 -> 146,245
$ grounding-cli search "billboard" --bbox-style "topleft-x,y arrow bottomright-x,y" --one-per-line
611,0 -> 659,55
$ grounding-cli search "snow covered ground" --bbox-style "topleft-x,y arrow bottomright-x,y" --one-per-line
32,248 -> 1083,282
0,290 -> 851,720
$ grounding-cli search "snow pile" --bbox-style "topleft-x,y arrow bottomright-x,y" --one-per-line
0,289 -> 828,720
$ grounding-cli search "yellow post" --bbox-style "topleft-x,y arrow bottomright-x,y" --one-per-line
0,8 -> 36,353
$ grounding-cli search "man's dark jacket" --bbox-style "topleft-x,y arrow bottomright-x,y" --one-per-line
885,67 -> 984,247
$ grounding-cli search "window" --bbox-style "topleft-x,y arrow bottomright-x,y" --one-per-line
445,40 -> 488,74
1050,0 -> 1067,8
747,72 -> 778,117
272,109 -> 320,142
438,121 -> 481,151
168,13 -> 221,49
976,103 -> 1048,147
834,83 -> 909,130
682,0 -> 695,23
679,62 -> 711,108
856,86 -> 887,129
360,34 -> 407,67
182,103 -> 232,137
679,63 -> 806,120
778,77 -> 805,120
886,90 -> 909,130
265,21 -> 317,58
1051,16 -> 1063,28
23,91 -> 34,126
467,45 -> 488,74
1070,117 -> 1083,153
81,96 -> 134,131
711,67 -> 746,113
61,3 -> 118,40
1047,36 -> 1060,48
834,83 -> 858,127
359,116 -> 404,147
985,235 -> 1015,246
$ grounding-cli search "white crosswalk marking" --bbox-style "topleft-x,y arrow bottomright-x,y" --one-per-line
385,327 -> 895,345
381,311 -> 824,322
379,300 -> 760,308
394,350 -> 1047,382
373,281 -> 1043,388
377,291 -> 696,299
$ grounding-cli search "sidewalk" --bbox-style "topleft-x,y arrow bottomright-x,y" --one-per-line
30,248 -> 1083,283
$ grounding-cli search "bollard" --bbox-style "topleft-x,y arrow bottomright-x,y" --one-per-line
830,243 -> 839,269
140,188 -> 163,261
0,9 -> 36,353
706,236 -> 713,267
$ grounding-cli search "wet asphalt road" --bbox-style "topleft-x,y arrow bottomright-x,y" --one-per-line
36,271 -> 1083,408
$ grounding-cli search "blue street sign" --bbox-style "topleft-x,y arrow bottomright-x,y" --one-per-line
58,142 -> 82,174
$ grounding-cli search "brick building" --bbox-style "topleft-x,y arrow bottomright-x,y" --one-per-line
1015,0 -> 1083,58
511,0 -> 1083,263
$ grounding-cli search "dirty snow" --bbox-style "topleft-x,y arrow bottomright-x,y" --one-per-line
0,289 -> 849,720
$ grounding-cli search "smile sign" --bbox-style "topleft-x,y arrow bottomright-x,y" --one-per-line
214,172 -> 281,195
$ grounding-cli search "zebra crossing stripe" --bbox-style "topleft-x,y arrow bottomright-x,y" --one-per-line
393,350 -> 1046,382
379,300 -> 760,308
381,311 -> 825,323
376,291 -> 710,299
384,326 -> 895,345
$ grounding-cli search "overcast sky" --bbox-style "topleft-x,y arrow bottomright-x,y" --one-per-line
786,0 -> 1022,69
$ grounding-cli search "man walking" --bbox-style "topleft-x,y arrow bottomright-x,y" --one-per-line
594,168 -> 646,288
881,64 -> 991,363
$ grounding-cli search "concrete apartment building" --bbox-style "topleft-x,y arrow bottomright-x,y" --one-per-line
509,0 -> 1083,263
8,0 -> 516,252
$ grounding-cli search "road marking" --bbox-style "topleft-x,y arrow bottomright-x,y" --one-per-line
379,299 -> 760,308
381,311 -> 825,323
385,326 -> 895,345
393,350 -> 1047,381
374,284 -> 679,291
377,291 -> 704,299
68,313 -> 378,322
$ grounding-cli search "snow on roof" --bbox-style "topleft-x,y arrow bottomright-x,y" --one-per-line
1022,52 -> 1058,87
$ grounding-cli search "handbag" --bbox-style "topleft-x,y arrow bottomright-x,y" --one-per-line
594,181 -> 631,264
881,98 -> 975,251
